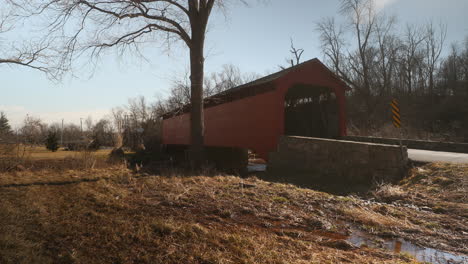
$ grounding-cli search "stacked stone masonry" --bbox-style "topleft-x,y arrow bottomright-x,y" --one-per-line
268,136 -> 408,185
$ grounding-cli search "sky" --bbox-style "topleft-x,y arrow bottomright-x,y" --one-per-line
0,0 -> 467,128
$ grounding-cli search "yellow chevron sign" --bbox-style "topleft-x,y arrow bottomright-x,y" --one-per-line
391,99 -> 401,128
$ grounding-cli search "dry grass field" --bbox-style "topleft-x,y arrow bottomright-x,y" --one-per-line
0,145 -> 113,172
25,147 -> 112,160
0,145 -> 111,160
0,152 -> 466,263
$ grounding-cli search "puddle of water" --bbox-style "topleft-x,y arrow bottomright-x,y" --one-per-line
346,229 -> 467,264
247,163 -> 267,172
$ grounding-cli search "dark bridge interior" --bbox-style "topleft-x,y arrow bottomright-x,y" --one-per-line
284,84 -> 339,138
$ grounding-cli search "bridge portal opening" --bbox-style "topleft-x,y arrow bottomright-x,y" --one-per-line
284,84 -> 339,138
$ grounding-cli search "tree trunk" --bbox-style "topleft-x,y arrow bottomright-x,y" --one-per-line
189,27 -> 205,170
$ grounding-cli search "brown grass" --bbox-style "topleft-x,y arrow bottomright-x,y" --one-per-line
0,145 -> 114,172
26,146 -> 111,160
0,145 -> 111,160
401,163 -> 467,201
0,168 -> 420,264
341,207 -> 408,230
372,184 -> 409,202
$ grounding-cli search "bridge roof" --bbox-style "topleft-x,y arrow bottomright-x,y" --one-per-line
162,58 -> 349,119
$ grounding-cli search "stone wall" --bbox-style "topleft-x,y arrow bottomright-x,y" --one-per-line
343,136 -> 468,154
165,144 -> 248,174
268,136 -> 408,186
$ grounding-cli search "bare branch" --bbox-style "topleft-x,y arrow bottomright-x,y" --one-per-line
289,38 -> 304,66
0,4 -> 60,79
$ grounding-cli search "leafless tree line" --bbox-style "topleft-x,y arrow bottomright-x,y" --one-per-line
164,64 -> 261,111
317,0 -> 451,100
316,0 -> 468,140
0,113 -> 117,149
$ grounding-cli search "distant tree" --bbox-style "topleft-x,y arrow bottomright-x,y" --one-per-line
400,24 -> 426,96
165,64 -> 260,112
85,116 -> 94,132
111,107 -> 126,149
0,112 -> 12,136
62,124 -> 82,144
316,17 -> 347,76
91,118 -> 115,149
20,116 -> 47,145
205,64 -> 261,96
424,21 -> 447,97
340,0 -> 376,113
373,14 -> 399,96
45,131 -> 59,152
316,0 -> 379,113
280,38 -> 304,70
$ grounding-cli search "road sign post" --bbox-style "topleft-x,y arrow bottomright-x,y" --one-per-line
391,99 -> 404,158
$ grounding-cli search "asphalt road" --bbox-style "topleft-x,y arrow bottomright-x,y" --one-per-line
408,149 -> 468,164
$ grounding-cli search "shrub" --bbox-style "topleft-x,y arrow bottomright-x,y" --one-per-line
87,137 -> 101,151
45,131 -> 59,152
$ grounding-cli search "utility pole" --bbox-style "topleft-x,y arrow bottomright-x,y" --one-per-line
25,114 -> 29,145
61,118 -> 64,147
80,118 -> 83,135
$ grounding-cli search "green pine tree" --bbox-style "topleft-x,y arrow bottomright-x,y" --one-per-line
0,112 -> 12,135
45,131 -> 59,152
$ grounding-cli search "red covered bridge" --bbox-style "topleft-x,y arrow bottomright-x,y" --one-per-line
162,58 -> 349,160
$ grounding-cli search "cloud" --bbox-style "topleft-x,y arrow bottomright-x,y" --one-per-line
0,105 -> 110,129
0,105 -> 27,128
374,0 -> 398,12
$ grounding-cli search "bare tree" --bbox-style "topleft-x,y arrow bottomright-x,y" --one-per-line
374,14 -> 399,96
167,70 -> 192,111
280,38 -> 304,70
85,116 -> 94,131
316,17 -> 347,76
424,21 -> 447,97
317,0 -> 379,131
18,0 -> 246,168
111,107 -> 126,148
205,64 -> 259,95
340,0 -> 377,113
20,115 -> 47,145
91,118 -> 115,148
128,96 -> 150,124
400,24 -> 426,95
166,63 -> 260,112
